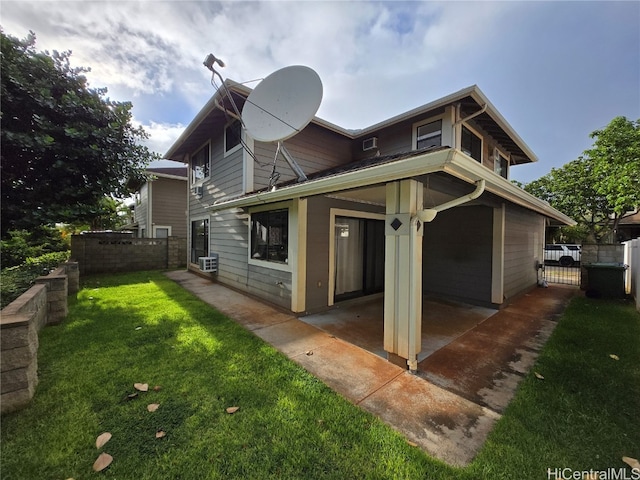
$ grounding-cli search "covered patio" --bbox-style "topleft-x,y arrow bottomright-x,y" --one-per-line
301,295 -> 497,363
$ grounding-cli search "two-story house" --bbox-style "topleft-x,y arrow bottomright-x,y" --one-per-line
125,167 -> 188,239
164,81 -> 574,370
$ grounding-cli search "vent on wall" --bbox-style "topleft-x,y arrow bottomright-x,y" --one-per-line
192,186 -> 203,197
362,137 -> 378,151
198,254 -> 218,273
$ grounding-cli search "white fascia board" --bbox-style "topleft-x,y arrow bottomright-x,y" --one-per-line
444,153 -> 575,225
468,88 -> 539,163
207,147 -> 574,226
207,149 -> 454,210
148,173 -> 188,181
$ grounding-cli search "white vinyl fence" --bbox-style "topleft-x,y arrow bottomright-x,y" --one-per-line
624,238 -> 640,311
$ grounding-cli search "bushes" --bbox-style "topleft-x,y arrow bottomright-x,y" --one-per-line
1,251 -> 70,309
1,227 -> 70,268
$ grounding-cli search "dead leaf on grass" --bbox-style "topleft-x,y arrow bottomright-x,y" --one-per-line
127,393 -> 138,400
95,432 -> 112,449
153,385 -> 162,392
534,372 -> 545,380
305,350 -> 313,356
92,452 -> 113,472
622,456 -> 640,470
135,326 -> 142,331
156,430 -> 166,439
406,440 -> 418,447
609,354 -> 620,361
226,406 -> 240,414
147,403 -> 160,412
134,383 -> 149,392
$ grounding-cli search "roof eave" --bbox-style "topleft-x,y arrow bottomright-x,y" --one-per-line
206,148 -> 574,225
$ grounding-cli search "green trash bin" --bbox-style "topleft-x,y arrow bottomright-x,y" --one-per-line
584,263 -> 628,298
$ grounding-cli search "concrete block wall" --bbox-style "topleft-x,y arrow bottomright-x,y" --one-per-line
580,244 -> 625,290
72,234 -> 187,275
1,262 -> 77,414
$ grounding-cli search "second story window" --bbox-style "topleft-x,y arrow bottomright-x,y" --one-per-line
225,120 -> 242,154
192,144 -> 210,183
416,120 -> 442,150
494,149 -> 509,179
461,125 -> 482,162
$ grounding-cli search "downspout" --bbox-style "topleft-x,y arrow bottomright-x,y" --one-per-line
415,179 -> 486,223
454,103 -> 488,126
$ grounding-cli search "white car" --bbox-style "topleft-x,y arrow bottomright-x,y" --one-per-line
544,244 -> 582,267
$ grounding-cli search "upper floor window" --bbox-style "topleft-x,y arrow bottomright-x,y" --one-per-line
192,144 -> 210,183
494,149 -> 509,179
461,125 -> 482,162
225,120 -> 242,154
250,209 -> 289,265
416,120 -> 442,150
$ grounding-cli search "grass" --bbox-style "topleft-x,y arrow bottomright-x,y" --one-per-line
1,271 -> 638,479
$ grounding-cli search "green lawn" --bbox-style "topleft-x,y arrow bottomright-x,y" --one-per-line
1,271 -> 638,479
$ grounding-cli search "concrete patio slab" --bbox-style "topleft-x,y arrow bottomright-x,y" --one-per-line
164,270 -> 577,466
359,371 -> 501,467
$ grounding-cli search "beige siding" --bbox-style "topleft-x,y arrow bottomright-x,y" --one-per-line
151,177 -> 187,238
304,195 -> 385,312
423,205 -> 493,305
503,205 -> 544,300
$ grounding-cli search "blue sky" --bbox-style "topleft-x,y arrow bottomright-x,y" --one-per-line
2,1 -> 638,183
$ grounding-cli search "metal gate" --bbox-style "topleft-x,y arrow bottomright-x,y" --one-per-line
543,244 -> 581,286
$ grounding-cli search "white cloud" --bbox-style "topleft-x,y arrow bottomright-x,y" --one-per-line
134,120 -> 186,157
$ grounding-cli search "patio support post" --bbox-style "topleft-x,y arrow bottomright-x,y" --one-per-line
384,179 -> 424,371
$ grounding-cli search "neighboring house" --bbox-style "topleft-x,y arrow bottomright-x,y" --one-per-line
124,167 -> 188,238
164,82 -> 574,370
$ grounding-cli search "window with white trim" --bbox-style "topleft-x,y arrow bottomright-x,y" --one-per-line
225,120 -> 242,155
416,119 -> 442,150
191,218 -> 209,263
461,125 -> 482,162
250,209 -> 288,265
494,149 -> 509,179
153,226 -> 171,238
192,144 -> 210,183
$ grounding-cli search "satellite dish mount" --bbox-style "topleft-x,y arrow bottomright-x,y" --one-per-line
242,65 -> 323,186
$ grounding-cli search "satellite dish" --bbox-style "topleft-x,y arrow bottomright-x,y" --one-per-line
242,65 -> 323,143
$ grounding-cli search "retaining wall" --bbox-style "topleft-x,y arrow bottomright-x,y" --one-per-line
1,262 -> 78,414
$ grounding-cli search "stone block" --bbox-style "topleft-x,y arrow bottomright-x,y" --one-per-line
1,361 -> 37,394
1,388 -> 34,414
0,342 -> 37,371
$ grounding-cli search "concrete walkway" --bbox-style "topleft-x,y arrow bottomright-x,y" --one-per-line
165,270 -> 577,466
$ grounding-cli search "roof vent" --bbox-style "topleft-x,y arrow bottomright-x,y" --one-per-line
362,137 -> 378,151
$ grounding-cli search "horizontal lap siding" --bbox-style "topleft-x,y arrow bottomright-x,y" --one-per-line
152,178 -> 187,238
253,124 -> 352,191
423,205 -> 493,305
503,205 -> 544,299
209,207 -> 292,310
305,195 -> 385,312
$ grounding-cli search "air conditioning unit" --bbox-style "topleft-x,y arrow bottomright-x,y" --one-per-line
362,137 -> 378,151
192,185 -> 203,197
198,254 -> 218,273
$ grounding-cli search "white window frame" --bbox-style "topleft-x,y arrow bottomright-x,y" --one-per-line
191,141 -> 211,185
190,215 -> 210,265
224,119 -> 243,157
412,114 -> 447,151
460,123 -> 483,163
153,225 -> 172,238
493,147 -> 510,179
248,201 -> 292,272
327,208 -> 385,306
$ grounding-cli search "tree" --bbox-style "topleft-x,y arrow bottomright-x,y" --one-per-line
0,30 -> 156,237
525,116 -> 640,243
